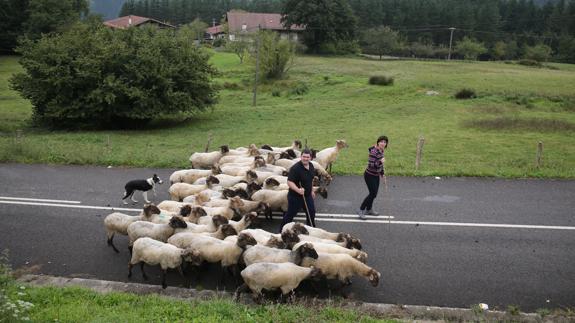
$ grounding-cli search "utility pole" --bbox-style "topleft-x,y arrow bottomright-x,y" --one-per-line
252,24 -> 261,107
448,27 -> 456,60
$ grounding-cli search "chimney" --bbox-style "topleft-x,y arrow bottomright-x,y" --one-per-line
128,16 -> 132,26
212,18 -> 216,27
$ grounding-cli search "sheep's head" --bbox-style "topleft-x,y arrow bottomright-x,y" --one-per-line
298,243 -> 318,260
196,192 -> 211,205
179,205 -> 192,217
243,212 -> 258,226
316,187 -> 328,199
143,204 -> 161,217
256,202 -> 269,214
220,145 -> 230,154
347,237 -> 362,250
211,165 -> 221,175
169,216 -> 188,229
310,149 -> 318,159
236,232 -> 257,249
234,188 -> 249,200
312,176 -> 320,187
293,140 -> 303,150
248,144 -> 259,156
285,149 -> 297,159
336,140 -> 348,149
212,214 -> 229,227
290,223 -> 309,235
265,177 -> 280,187
281,230 -> 300,249
222,188 -> 236,199
182,249 -> 203,266
356,251 -> 368,264
247,182 -> 262,196
368,268 -> 381,287
308,266 -> 323,280
191,206 -> 207,219
265,236 -> 286,249
261,144 -> 273,151
206,175 -> 220,187
279,151 -> 292,160
246,170 -> 258,183
266,153 -> 276,164
254,158 -> 266,168
230,196 -> 244,209
220,224 -> 238,238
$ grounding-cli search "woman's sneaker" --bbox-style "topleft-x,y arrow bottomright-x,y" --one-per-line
357,209 -> 367,220
365,209 -> 379,216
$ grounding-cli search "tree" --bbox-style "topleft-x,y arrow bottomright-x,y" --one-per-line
185,18 -> 209,43
10,21 -> 218,129
455,37 -> 487,60
252,30 -> 295,79
504,40 -> 520,60
491,41 -> 507,60
282,0 -> 358,54
556,35 -> 575,63
523,43 -> 552,62
226,35 -> 251,63
24,0 -> 89,40
362,26 -> 399,59
0,0 -> 30,53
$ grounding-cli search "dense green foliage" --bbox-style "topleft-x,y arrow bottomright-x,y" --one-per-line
253,30 -> 295,79
0,0 -> 89,53
10,22 -> 218,129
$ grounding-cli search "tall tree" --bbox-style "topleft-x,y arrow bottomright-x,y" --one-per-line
25,0 -> 89,40
0,0 -> 30,53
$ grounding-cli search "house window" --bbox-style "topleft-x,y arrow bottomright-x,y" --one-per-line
242,23 -> 247,31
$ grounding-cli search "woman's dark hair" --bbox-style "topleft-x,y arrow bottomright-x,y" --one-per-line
377,135 -> 389,146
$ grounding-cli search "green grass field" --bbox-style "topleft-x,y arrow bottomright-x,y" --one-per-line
1,53 -> 574,178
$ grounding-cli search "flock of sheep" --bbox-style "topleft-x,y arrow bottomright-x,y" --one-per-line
104,139 -> 381,302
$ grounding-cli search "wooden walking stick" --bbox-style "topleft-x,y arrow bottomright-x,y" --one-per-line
300,181 -> 315,227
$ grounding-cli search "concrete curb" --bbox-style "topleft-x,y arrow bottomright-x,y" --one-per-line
17,274 -> 563,322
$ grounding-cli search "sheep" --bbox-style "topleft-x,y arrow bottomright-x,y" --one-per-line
228,212 -> 258,232
220,158 -> 266,176
314,139 -> 349,169
242,242 -> 318,267
128,237 -> 202,289
177,214 -> 229,233
250,189 -> 288,219
156,192 -> 210,213
127,216 -> 189,251
200,223 -> 238,240
104,204 -> 161,253
291,241 -> 368,263
263,177 -> 289,191
238,229 -> 300,249
199,199 -> 243,221
218,155 -> 259,165
282,222 -> 361,249
189,145 -> 229,169
168,176 -> 220,201
234,262 -> 322,302
226,144 -> 260,156
250,170 -> 276,185
255,163 -> 287,176
193,172 -> 257,187
261,140 -> 302,153
169,167 -> 218,185
300,252 -> 380,287
297,234 -> 360,249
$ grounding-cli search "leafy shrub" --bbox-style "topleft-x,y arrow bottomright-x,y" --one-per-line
253,30 -> 295,80
289,82 -> 309,96
455,88 -> 477,99
213,37 -> 226,48
271,89 -> 281,97
518,59 -> 542,67
369,75 -> 394,86
10,21 -> 218,129
1,250 -> 34,321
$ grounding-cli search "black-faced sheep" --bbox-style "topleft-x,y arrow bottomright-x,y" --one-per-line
169,167 -> 218,185
127,216 -> 188,251
168,176 -> 220,201
291,241 -> 367,263
190,145 -> 229,169
128,237 -> 202,289
282,223 -> 362,250
104,204 -> 161,253
300,252 -> 380,287
242,242 -> 318,267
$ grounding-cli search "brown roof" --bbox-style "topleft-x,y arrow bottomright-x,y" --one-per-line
206,25 -> 224,35
103,15 -> 175,29
227,12 -> 305,33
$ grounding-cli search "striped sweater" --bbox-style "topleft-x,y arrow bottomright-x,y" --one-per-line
365,146 -> 384,176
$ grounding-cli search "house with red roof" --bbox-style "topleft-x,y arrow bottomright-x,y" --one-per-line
104,15 -> 176,30
209,11 -> 305,42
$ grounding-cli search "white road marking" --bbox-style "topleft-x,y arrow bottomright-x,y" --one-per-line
1,200 -> 574,230
0,196 -> 81,204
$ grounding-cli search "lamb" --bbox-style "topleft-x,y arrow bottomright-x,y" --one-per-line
104,204 -> 161,253
234,262 -> 322,302
282,223 -> 362,250
168,176 -> 220,201
168,232 -> 257,268
127,216 -> 189,251
177,214 -> 229,233
314,139 -> 349,169
228,212 -> 258,232
291,241 -> 368,263
242,242 -> 318,267
128,237 -> 202,289
169,167 -> 218,185
189,145 -> 229,169
300,252 -> 380,287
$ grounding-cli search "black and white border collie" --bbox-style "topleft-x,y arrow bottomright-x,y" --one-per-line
122,174 -> 163,205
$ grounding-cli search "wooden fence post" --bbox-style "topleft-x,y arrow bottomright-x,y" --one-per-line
536,141 -> 543,168
204,132 -> 213,153
416,136 -> 425,170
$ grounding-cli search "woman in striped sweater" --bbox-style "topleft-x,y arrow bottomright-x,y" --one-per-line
357,135 -> 388,219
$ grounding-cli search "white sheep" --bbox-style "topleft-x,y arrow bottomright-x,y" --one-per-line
193,172 -> 257,187
282,222 -> 362,250
234,262 -> 322,302
156,192 -> 210,213
177,214 -> 229,233
250,189 -> 288,219
199,223 -> 238,240
227,212 -> 258,232
314,139 -> 348,169
169,167 -> 218,185
168,176 -> 220,201
226,144 -> 260,156
128,237 -> 202,289
126,216 -> 189,251
242,242 -> 318,267
189,145 -> 229,169
238,229 -> 300,248
291,240 -> 368,263
104,204 -> 161,253
220,158 -> 266,176
300,252 -> 380,287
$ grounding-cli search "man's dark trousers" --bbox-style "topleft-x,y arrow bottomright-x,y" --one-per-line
279,193 -> 316,231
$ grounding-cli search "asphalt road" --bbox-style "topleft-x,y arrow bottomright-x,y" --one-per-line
0,163 -> 574,312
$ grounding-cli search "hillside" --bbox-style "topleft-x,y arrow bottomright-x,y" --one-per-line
90,0 -> 126,20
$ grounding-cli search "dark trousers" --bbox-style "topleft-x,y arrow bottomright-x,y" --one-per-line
280,193 -> 316,232
360,172 -> 380,211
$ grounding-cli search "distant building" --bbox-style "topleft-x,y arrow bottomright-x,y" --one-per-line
104,15 -> 176,29
224,11 -> 304,41
205,24 -> 226,40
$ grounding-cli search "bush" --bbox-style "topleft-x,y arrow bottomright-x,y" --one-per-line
289,82 -> 309,96
271,89 -> 281,97
213,37 -> 226,48
369,75 -> 394,86
455,37 -> 487,60
518,59 -> 542,67
253,30 -> 295,80
1,250 -> 34,321
222,82 -> 241,90
10,22 -> 218,129
455,88 -> 477,99
523,43 -> 552,62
